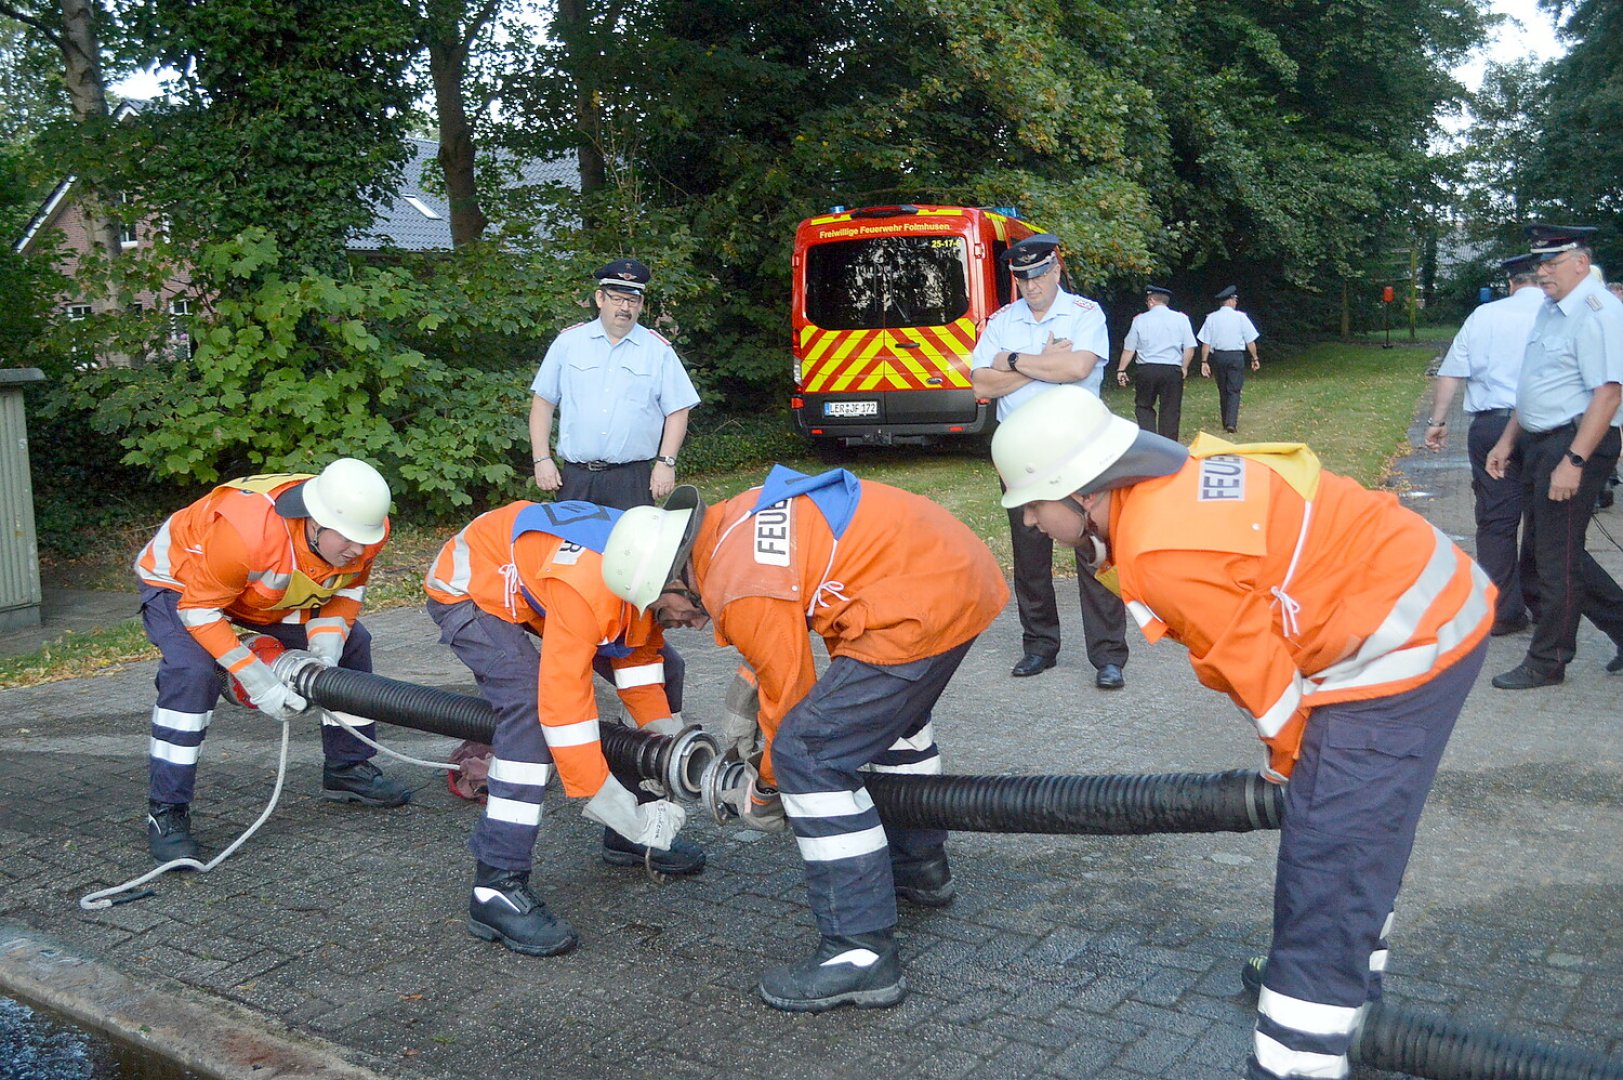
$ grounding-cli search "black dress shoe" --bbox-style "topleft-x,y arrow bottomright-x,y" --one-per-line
1011,653 -> 1056,677
1490,662 -> 1564,690
1490,614 -> 1529,636
1607,647 -> 1623,674
1095,663 -> 1125,690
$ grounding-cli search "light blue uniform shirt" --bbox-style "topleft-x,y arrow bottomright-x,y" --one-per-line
1196,306 -> 1260,351
1124,305 -> 1197,366
1437,285 -> 1543,413
971,287 -> 1110,421
1515,274 -> 1623,433
530,319 -> 701,463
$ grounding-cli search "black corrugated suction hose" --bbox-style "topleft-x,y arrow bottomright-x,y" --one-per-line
863,767 -> 1285,834
1353,1000 -> 1623,1080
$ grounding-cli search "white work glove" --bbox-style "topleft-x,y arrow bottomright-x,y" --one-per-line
307,634 -> 342,667
720,757 -> 787,833
582,774 -> 686,851
635,714 -> 684,737
248,680 -> 308,722
718,668 -> 762,761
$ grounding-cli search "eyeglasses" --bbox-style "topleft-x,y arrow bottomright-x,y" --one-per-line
1539,253 -> 1577,272
600,291 -> 644,306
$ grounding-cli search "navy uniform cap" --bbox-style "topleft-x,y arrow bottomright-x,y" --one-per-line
594,258 -> 651,292
1001,234 -> 1061,279
1215,284 -> 1238,301
1146,284 -> 1172,299
1525,224 -> 1598,258
1498,253 -> 1540,275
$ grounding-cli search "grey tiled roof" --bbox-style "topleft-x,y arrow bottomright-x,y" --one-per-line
348,137 -> 578,252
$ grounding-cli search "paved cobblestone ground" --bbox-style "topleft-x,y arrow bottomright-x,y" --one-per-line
2,403 -> 1620,1078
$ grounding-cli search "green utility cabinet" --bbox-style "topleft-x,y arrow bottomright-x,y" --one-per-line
0,368 -> 45,631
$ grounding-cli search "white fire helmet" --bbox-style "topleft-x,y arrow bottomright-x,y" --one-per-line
302,458 -> 391,545
993,386 -> 1142,509
602,485 -> 706,613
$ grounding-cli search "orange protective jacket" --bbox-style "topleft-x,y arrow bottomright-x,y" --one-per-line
691,477 -> 1008,785
424,501 -> 674,798
136,475 -> 387,683
1109,447 -> 1493,781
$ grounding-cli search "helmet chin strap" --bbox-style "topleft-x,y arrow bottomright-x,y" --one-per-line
1069,495 -> 1109,571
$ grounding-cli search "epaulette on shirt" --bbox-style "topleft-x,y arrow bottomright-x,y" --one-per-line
648,327 -> 672,345
986,300 -> 1015,321
1071,297 -> 1097,311
561,320 -> 589,332
1588,294 -> 1604,311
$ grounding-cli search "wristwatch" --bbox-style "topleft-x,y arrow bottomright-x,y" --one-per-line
656,455 -> 678,467
1007,352 -> 1021,373
1566,450 -> 1586,467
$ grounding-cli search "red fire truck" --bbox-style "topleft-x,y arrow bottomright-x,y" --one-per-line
789,204 -> 1044,455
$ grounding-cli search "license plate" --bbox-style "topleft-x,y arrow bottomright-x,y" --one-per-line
824,400 -> 879,418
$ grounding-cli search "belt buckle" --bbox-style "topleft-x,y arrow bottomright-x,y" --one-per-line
586,460 -> 610,472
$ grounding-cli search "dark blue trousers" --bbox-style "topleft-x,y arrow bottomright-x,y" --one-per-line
1466,411 -> 1536,625
142,584 -> 377,806
1249,639 -> 1487,1080
771,638 -> 972,937
427,599 -> 685,872
1006,501 -> 1128,671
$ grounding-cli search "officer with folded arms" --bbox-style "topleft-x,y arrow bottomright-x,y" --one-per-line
528,258 -> 701,510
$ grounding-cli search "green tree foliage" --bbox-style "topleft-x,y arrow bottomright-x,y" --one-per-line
118,0 -> 422,279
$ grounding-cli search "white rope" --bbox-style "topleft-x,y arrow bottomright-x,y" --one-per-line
318,708 -> 460,770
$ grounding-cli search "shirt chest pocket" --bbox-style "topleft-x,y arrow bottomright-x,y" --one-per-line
568,350 -> 658,409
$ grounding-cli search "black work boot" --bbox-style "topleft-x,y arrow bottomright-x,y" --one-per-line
147,800 -> 201,864
1240,955 -> 1266,996
758,929 -> 906,1012
601,826 -> 706,875
892,849 -> 955,908
467,862 -> 578,957
321,760 -> 411,807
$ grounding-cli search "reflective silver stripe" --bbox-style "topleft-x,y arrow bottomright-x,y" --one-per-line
1311,529 -> 1482,695
336,585 -> 365,602
489,758 -> 553,786
613,662 -> 664,690
1252,672 -> 1305,739
1379,911 -> 1395,937
543,717 -> 600,748
1126,599 -> 1161,630
1252,1030 -> 1348,1079
178,606 -> 226,629
246,570 -> 292,589
425,531 -> 475,597
864,757 -> 943,775
1369,949 -> 1389,973
795,825 -> 888,862
782,788 -> 874,819
279,610 -> 304,624
485,795 -> 544,826
152,706 -> 212,734
1258,986 -> 1361,1036
138,518 -> 181,584
886,722 -> 935,753
149,737 -> 200,765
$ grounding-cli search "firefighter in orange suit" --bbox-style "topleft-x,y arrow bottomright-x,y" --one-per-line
424,500 -> 698,957
601,471 -> 1009,1013
993,386 -> 1493,1080
135,459 -> 408,864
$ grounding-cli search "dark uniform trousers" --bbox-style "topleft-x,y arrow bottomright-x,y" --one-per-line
770,638 -> 973,937
142,583 -> 378,806
1133,364 -> 1185,441
1517,423 -> 1623,673
1466,410 -> 1538,625
1250,640 -> 1487,1080
559,459 -> 655,509
426,598 -> 686,872
1006,507 -> 1129,671
1210,349 -> 1248,430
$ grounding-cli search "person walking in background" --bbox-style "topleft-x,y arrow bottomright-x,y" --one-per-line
1198,285 -> 1261,433
1423,253 -> 1545,635
529,258 -> 700,510
135,459 -> 408,863
1486,224 -> 1623,689
1114,284 -> 1197,440
969,233 -> 1130,690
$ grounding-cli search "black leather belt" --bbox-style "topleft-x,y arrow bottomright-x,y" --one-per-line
564,458 -> 646,472
1471,408 -> 1514,420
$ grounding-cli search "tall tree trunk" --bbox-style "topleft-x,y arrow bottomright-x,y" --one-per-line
429,31 -> 487,246
59,0 -> 121,258
556,0 -> 605,196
